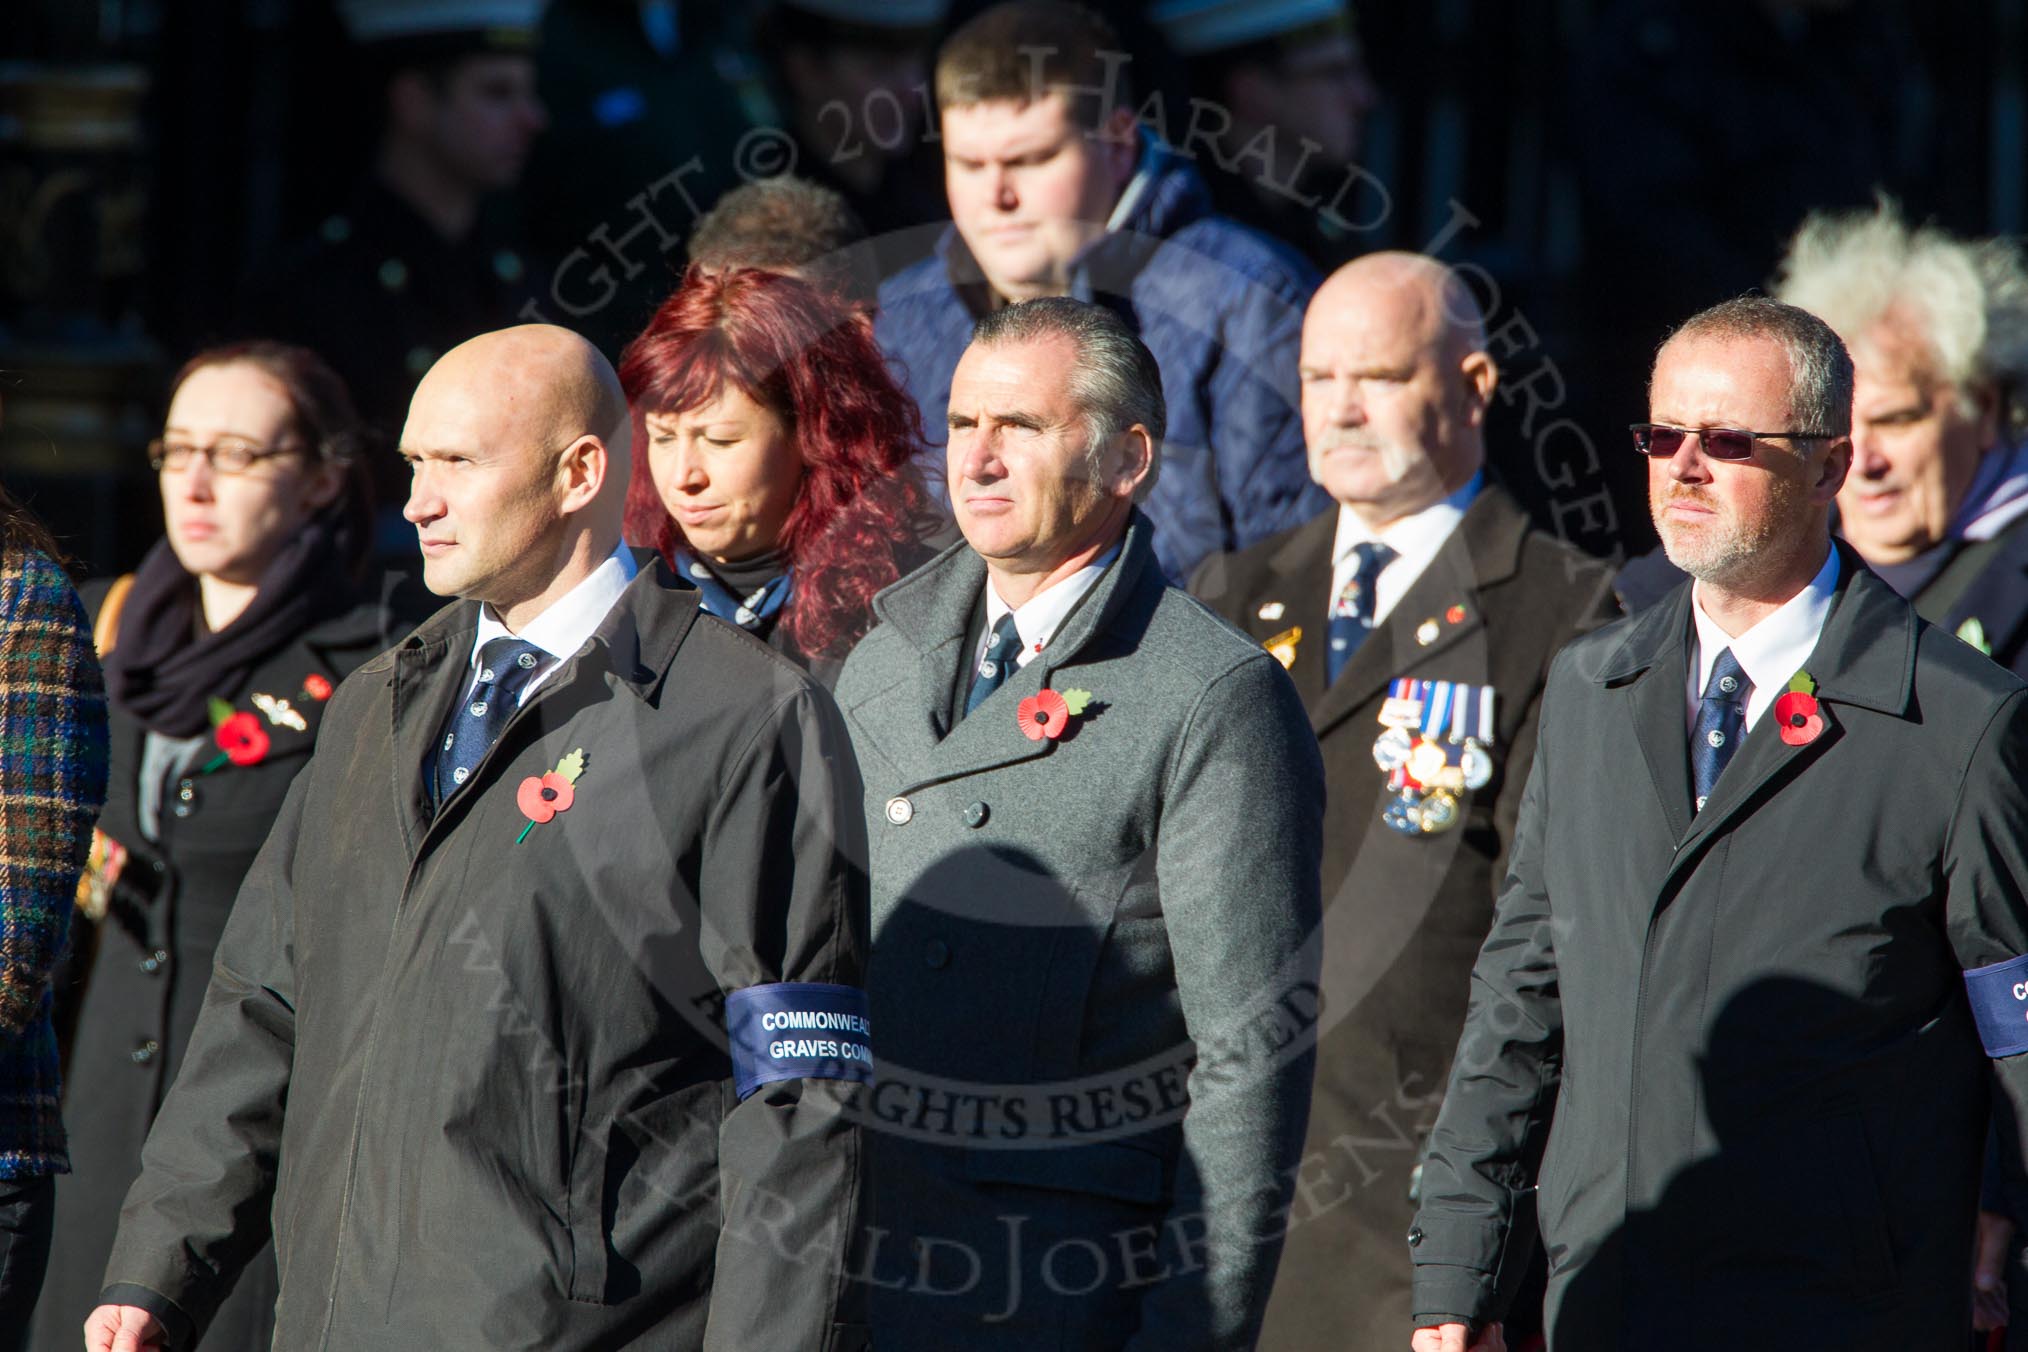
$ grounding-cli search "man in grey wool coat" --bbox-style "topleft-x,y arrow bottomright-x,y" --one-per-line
834,296 -> 1325,1351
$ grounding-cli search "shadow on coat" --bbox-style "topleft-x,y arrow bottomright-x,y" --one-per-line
866,843 -> 1264,1350
1549,975 -> 1984,1352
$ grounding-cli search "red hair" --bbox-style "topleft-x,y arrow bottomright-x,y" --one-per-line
619,267 -> 938,659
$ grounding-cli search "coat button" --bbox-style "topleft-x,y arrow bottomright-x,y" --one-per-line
176,780 -> 195,803
962,801 -> 988,828
885,796 -> 913,826
1406,1225 -> 1424,1247
138,950 -> 168,975
130,1039 -> 159,1065
172,803 -> 193,819
924,939 -> 950,969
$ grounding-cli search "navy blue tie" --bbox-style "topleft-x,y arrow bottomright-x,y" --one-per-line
433,637 -> 549,805
1327,542 -> 1396,685
1691,648 -> 1750,812
964,613 -> 1024,718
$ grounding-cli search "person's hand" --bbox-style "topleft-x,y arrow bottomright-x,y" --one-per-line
84,1304 -> 166,1351
1411,1320 -> 1506,1351
1975,1209 -> 2016,1331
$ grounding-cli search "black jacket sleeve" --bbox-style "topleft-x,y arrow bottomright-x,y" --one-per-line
1409,653 -> 1567,1326
1943,689 -> 2028,1219
98,771 -> 307,1338
697,684 -> 871,1352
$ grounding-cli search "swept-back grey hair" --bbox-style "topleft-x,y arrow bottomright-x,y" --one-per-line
1658,295 -> 1855,441
970,296 -> 1166,500
1773,197 -> 2028,436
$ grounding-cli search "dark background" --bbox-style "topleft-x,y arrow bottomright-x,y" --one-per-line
4,0 -> 2022,577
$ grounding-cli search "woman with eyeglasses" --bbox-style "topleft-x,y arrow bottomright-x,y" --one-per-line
619,265 -> 947,686
31,342 -> 422,1352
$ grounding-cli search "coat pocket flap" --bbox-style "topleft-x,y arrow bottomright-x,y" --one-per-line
961,1139 -> 1168,1204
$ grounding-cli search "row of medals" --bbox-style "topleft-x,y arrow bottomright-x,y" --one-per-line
1371,682 -> 1494,836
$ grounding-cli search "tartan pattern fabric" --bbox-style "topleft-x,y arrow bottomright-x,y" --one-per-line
0,547 -> 109,1177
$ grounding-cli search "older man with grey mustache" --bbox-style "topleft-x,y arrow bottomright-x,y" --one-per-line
1192,252 -> 1615,1349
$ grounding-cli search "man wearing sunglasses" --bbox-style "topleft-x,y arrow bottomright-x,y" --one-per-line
1410,296 -> 2028,1351
1619,207 -> 2028,693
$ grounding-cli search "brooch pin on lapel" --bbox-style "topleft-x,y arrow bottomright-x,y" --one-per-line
251,692 -> 308,732
1773,670 -> 1825,747
1958,617 -> 1994,656
1257,601 -> 1286,621
1263,626 -> 1302,670
1017,688 -> 1093,741
299,672 -> 334,702
516,748 -> 586,843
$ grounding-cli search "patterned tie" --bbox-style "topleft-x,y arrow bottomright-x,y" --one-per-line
964,613 -> 1025,718
1691,648 -> 1750,812
1327,541 -> 1397,685
433,637 -> 550,805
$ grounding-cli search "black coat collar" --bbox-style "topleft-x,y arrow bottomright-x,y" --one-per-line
1598,541 -> 1915,849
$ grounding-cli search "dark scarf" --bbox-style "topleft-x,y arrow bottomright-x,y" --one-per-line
675,546 -> 793,634
105,517 -> 358,737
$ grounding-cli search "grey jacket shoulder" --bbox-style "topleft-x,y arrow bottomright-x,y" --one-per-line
1111,581 -> 1292,690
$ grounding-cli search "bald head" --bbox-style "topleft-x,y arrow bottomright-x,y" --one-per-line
402,325 -> 634,626
1312,252 -> 1489,360
1298,252 -> 1499,528
421,324 -> 631,471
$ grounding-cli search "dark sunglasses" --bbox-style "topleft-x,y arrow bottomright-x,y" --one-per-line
1629,423 -> 1833,461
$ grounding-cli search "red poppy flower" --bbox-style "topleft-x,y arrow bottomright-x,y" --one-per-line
214,711 -> 271,766
1017,689 -> 1071,741
301,672 -> 334,702
517,772 -> 577,823
1773,690 -> 1824,746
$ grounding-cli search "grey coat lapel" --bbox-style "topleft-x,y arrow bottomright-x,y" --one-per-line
861,513 -> 1159,789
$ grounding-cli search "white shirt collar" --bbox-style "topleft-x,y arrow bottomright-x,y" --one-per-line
981,542 -> 1122,671
1687,544 -> 1839,734
468,542 -> 638,702
1329,471 -> 1483,626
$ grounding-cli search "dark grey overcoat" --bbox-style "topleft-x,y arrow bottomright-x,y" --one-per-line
833,513 -> 1325,1351
1411,547 -> 2028,1350
98,561 -> 872,1350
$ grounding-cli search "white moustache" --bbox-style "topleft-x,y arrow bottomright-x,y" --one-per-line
1314,431 -> 1420,485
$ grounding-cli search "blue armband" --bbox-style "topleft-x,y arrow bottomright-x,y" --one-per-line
1964,953 -> 2028,1058
725,982 -> 874,1100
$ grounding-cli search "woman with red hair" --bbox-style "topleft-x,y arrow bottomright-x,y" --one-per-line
620,266 -> 945,684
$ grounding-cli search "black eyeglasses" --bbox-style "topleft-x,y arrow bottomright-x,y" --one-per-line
1629,423 -> 1833,461
148,437 -> 300,474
